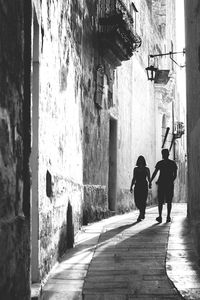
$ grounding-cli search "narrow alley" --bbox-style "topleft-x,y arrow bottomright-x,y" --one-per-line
38,204 -> 200,300
2,1 -> 200,299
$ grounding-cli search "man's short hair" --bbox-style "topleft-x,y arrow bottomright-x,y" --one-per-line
161,148 -> 169,156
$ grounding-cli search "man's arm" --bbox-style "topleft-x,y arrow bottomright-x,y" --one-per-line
150,168 -> 158,183
173,163 -> 178,181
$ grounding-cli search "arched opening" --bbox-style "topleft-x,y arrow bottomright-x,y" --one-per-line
108,118 -> 117,211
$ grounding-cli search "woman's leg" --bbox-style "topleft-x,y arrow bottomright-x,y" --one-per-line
158,201 -> 163,217
134,187 -> 142,221
140,200 -> 146,219
141,187 -> 148,219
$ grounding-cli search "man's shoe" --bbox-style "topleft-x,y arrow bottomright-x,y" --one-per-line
137,217 -> 142,222
156,216 -> 162,223
166,216 -> 171,222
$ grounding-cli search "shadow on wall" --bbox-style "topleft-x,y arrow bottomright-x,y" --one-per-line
58,201 -> 74,258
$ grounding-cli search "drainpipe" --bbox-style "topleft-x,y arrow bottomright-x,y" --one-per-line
172,99 -> 176,160
162,127 -> 170,148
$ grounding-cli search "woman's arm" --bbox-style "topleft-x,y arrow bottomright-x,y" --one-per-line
146,167 -> 152,188
130,168 -> 136,192
146,167 -> 151,182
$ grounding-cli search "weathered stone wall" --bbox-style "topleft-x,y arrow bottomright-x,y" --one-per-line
0,1 -> 30,299
152,0 -> 167,37
31,0 -> 111,281
32,0 -> 85,280
81,0 -> 111,217
29,0 -> 113,283
83,185 -> 109,224
185,0 -> 200,258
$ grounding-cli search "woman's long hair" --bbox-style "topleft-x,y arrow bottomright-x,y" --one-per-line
136,155 -> 146,167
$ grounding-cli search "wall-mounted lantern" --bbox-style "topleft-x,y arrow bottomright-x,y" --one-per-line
146,49 -> 185,83
145,65 -> 158,81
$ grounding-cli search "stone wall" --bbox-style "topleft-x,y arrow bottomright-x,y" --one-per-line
31,0 -> 112,282
24,0 -> 110,284
81,0 -> 111,218
32,0 -> 85,280
83,185 -> 109,224
185,0 -> 200,259
0,1 -> 30,299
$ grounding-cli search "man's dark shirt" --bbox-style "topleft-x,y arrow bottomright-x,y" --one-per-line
155,159 -> 177,185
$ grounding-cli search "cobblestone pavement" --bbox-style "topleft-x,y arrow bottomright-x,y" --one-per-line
166,205 -> 200,300
40,203 -> 200,300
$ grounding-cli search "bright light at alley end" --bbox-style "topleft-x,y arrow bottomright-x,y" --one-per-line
145,65 -> 158,81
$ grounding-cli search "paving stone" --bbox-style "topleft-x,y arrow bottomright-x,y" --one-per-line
167,263 -> 200,275
129,280 -> 178,294
180,289 -> 200,300
143,275 -> 167,281
84,275 -> 133,283
167,243 -> 191,250
42,291 -> 82,300
86,269 -> 132,276
59,251 -> 94,264
51,269 -> 87,280
166,207 -> 200,299
84,294 -> 127,300
127,296 -> 181,300
75,232 -> 100,246
167,249 -> 194,259
171,275 -> 200,289
84,288 -> 128,294
53,263 -> 89,271
42,279 -> 84,292
41,204 -> 200,300
84,281 -> 128,290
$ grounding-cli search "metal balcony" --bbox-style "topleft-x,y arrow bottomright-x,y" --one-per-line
98,0 -> 142,67
174,122 -> 185,139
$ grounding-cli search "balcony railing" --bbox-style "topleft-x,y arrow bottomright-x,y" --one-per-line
98,0 -> 142,66
174,122 -> 185,139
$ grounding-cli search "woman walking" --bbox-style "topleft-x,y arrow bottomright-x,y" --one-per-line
130,156 -> 151,222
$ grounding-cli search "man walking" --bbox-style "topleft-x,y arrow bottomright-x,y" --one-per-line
150,148 -> 177,223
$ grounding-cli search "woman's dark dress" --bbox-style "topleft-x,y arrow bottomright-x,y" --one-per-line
134,167 -> 149,218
